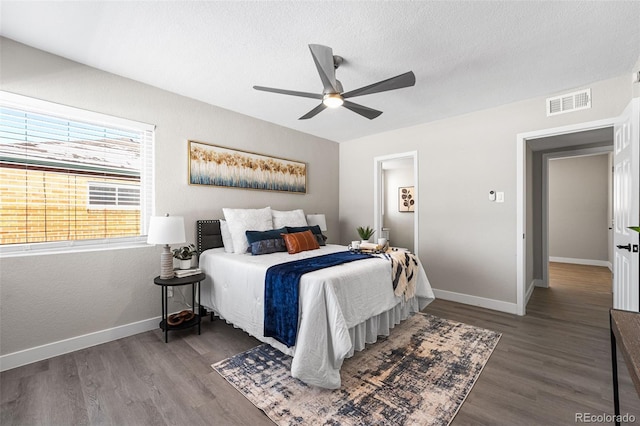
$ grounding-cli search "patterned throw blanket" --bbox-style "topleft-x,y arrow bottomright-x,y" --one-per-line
264,251 -> 372,347
377,250 -> 419,301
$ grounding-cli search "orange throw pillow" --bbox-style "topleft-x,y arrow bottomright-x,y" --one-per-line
281,230 -> 320,254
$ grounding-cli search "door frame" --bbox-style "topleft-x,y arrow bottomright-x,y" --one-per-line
374,151 -> 419,256
516,117 -> 617,315
541,147 -> 613,288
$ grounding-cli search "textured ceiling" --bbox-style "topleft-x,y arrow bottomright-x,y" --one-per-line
1,1 -> 639,143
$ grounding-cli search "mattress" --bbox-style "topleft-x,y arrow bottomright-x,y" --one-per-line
199,244 -> 435,388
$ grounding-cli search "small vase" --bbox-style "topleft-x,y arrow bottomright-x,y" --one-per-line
179,259 -> 192,270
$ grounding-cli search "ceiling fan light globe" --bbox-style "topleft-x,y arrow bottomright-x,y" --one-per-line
322,93 -> 344,108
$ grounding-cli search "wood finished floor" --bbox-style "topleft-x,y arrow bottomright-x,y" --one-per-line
2,262 -> 639,425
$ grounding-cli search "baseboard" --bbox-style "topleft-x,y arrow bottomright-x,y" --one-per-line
0,316 -> 161,372
549,256 -> 611,270
533,279 -> 546,288
432,289 -> 518,315
526,279 -> 543,304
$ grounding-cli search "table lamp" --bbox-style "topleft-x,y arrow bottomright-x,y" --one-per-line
306,214 -> 327,231
147,214 -> 186,279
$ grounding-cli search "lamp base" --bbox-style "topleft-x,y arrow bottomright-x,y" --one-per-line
160,245 -> 174,279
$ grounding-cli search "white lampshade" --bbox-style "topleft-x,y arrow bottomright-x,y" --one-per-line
147,215 -> 186,245
148,215 -> 186,279
306,214 -> 327,232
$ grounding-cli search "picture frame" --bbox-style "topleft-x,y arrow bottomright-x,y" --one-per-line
398,186 -> 415,212
188,140 -> 306,194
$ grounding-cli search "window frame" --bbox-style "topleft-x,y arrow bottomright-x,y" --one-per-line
0,91 -> 155,256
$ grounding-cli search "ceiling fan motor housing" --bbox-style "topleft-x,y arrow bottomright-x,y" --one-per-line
329,79 -> 344,94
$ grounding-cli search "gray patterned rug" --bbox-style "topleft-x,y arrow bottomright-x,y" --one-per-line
212,313 -> 501,426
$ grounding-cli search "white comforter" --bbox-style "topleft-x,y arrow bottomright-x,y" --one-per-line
199,244 -> 435,388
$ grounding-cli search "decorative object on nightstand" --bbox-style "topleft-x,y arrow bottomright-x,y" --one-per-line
147,214 -> 186,279
381,228 -> 390,244
172,243 -> 197,269
174,267 -> 202,278
306,214 -> 327,232
356,225 -> 375,243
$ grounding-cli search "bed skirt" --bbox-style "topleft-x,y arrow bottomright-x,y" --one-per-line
346,295 -> 429,357
208,294 -> 429,361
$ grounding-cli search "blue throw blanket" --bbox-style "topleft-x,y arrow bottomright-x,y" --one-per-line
264,251 -> 372,347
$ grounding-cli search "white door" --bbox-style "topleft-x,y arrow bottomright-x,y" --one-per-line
613,98 -> 640,312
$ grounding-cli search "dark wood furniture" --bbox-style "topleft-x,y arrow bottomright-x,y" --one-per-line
610,308 -> 640,426
154,273 -> 205,343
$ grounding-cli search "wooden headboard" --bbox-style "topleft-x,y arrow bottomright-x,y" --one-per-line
196,220 -> 223,254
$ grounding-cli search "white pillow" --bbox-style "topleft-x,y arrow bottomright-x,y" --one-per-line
272,209 -> 307,228
223,207 -> 273,254
219,220 -> 234,253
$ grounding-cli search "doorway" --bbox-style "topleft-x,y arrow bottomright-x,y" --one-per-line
374,151 -> 418,256
517,119 -> 619,315
519,100 -> 640,315
542,146 -> 613,288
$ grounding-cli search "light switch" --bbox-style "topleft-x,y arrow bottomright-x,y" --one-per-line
496,192 -> 504,203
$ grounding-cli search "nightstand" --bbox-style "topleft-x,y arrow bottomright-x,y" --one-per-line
154,273 -> 205,343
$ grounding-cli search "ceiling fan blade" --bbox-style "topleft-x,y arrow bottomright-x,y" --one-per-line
342,100 -> 383,120
299,103 -> 327,120
308,44 -> 338,93
253,86 -> 323,99
342,71 -> 416,99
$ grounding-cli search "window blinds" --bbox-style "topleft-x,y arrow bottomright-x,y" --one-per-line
0,91 -> 154,249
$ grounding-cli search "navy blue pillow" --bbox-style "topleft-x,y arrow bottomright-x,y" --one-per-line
249,239 -> 288,255
286,225 -> 322,235
286,225 -> 326,246
314,234 -> 327,246
245,227 -> 288,244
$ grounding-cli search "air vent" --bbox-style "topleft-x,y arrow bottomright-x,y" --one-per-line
546,89 -> 591,116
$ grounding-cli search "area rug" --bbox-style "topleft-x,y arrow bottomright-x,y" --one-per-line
212,312 -> 501,426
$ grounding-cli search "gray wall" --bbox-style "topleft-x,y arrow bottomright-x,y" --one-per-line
0,38 -> 339,357
340,74 -> 633,306
548,154 -> 610,262
383,167 -> 415,250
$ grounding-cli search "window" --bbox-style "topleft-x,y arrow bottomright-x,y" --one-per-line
0,92 -> 155,253
88,182 -> 141,209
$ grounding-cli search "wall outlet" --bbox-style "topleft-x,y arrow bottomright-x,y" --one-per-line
167,286 -> 173,298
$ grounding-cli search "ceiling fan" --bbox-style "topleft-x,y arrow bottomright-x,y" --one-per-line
253,44 -> 415,120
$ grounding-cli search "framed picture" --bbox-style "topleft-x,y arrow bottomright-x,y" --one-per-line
188,140 -> 306,194
398,186 -> 415,212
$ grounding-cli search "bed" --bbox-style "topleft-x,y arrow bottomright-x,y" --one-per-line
196,219 -> 435,389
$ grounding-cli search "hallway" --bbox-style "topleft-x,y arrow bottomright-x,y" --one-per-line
425,261 -> 640,425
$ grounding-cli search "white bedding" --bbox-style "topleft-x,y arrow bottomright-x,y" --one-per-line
199,244 -> 435,388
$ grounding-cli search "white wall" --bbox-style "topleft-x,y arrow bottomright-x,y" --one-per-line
548,154 -> 610,263
0,38 -> 339,361
340,74 -> 633,310
383,167 -> 414,250
634,56 -> 640,98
